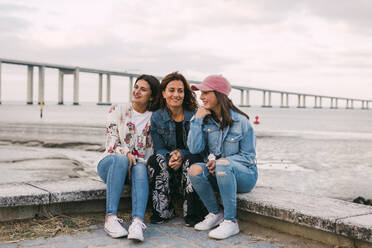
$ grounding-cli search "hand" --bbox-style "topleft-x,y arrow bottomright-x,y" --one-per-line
195,107 -> 211,119
169,150 -> 182,162
206,160 -> 216,175
126,152 -> 136,169
169,159 -> 182,171
169,150 -> 182,171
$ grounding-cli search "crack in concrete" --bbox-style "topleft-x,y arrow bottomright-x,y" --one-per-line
0,156 -> 70,163
24,182 -> 52,203
0,138 -> 102,150
335,212 -> 372,222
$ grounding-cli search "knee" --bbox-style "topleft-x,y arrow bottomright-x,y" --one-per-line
215,158 -> 231,176
112,155 -> 129,171
132,163 -> 147,179
188,164 -> 203,176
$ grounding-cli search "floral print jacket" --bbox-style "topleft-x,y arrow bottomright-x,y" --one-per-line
96,103 -> 153,167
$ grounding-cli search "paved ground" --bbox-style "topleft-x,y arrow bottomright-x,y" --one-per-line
0,218 -> 330,248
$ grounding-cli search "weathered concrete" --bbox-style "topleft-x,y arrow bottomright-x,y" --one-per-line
0,183 -> 49,207
29,178 -> 107,203
1,180 -> 371,246
1,217 -> 333,248
237,186 -> 372,243
0,178 -> 130,221
336,214 -> 372,242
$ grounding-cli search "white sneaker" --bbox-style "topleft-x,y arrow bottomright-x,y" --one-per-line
208,220 -> 239,239
194,212 -> 224,231
104,216 -> 128,238
128,219 -> 147,242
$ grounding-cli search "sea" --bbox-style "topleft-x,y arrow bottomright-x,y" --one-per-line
0,102 -> 371,202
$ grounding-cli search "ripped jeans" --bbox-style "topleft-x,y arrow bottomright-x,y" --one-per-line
188,160 -> 258,221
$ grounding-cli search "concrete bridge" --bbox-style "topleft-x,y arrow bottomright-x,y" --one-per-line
0,58 -> 370,109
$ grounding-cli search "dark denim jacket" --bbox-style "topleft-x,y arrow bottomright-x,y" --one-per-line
150,108 -> 195,159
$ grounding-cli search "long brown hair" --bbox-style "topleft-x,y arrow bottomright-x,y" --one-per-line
159,72 -> 198,111
211,91 -> 249,129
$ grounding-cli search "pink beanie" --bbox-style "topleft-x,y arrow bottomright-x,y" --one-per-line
191,75 -> 231,96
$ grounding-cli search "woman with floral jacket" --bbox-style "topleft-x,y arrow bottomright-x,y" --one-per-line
96,75 -> 160,242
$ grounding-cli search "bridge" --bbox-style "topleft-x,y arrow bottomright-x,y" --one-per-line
0,58 -> 370,109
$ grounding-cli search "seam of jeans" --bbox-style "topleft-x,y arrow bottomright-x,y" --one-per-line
106,156 -> 115,215
216,165 -> 236,220
132,177 -> 137,219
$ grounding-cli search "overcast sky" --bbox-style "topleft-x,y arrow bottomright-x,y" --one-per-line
1,0 -> 372,103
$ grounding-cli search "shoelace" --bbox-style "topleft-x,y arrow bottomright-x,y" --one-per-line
203,213 -> 217,222
111,216 -> 124,224
132,220 -> 147,230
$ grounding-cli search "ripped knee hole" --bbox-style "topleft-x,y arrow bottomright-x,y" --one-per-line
216,158 -> 229,165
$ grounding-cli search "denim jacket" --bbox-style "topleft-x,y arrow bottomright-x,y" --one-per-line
187,109 -> 256,167
150,108 -> 195,159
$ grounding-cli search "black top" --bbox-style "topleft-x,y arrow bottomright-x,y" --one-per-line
175,121 -> 186,149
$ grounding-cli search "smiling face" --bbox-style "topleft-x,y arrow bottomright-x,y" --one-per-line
200,91 -> 219,112
162,80 -> 185,109
132,79 -> 152,107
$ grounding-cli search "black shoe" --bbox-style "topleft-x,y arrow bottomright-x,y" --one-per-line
184,216 -> 202,227
150,215 -> 166,224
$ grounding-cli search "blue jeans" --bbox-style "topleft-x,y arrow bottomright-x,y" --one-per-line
97,154 -> 149,220
188,160 -> 258,221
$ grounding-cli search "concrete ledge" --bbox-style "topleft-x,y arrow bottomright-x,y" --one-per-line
237,186 -> 372,244
0,183 -> 49,207
0,178 -> 130,221
1,180 -> 371,246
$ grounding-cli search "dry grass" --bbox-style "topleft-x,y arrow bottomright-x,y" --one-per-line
0,212 -> 133,244
0,203 -> 178,244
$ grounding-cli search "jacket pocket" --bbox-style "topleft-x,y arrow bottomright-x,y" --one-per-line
203,125 -> 220,154
223,133 -> 242,156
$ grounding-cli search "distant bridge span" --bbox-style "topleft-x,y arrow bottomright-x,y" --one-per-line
0,58 -> 370,109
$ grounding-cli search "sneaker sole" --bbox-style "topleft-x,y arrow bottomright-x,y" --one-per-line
150,220 -> 165,224
209,228 -> 239,240
104,227 -> 128,238
128,234 -> 144,242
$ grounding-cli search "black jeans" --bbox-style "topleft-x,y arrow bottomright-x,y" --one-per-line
147,153 -> 208,221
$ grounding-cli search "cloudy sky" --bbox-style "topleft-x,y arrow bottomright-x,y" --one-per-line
1,0 -> 372,104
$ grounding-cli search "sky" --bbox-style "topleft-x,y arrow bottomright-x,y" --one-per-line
1,0 -> 372,104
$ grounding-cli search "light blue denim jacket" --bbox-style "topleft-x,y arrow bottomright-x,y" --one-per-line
150,108 -> 195,159
187,109 -> 256,167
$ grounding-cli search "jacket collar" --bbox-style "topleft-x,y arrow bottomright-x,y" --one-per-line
230,109 -> 239,121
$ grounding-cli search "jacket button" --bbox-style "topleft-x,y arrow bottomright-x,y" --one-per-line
231,138 -> 234,141
207,128 -> 211,132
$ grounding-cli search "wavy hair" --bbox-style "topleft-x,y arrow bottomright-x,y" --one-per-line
159,72 -> 198,111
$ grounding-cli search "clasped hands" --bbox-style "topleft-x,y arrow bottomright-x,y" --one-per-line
168,150 -> 182,171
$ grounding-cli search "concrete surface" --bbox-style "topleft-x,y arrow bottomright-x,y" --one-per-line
0,218 -> 333,248
237,187 -> 372,242
1,178 -> 371,245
